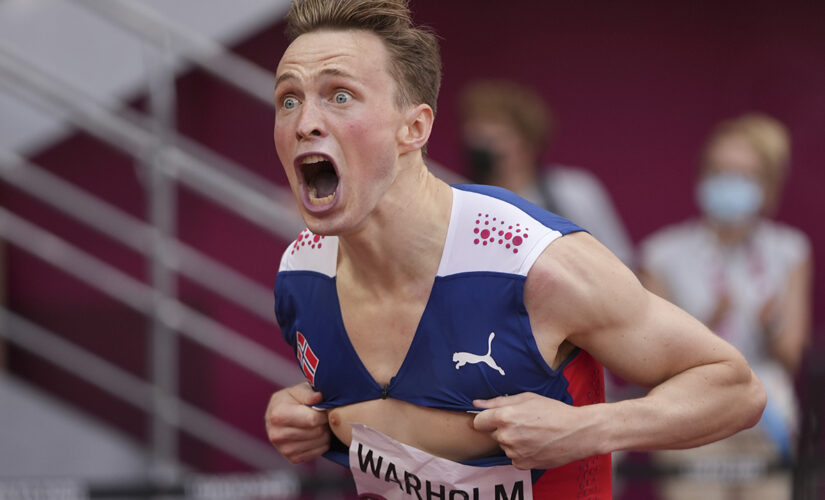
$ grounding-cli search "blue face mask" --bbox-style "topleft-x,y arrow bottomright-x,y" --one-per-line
696,173 -> 764,225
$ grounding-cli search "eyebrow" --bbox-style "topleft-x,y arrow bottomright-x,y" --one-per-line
274,67 -> 358,91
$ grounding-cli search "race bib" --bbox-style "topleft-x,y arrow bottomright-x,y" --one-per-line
348,423 -> 532,499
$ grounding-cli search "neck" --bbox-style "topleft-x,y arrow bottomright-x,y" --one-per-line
337,159 -> 452,293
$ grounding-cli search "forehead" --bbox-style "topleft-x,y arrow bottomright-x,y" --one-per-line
706,134 -> 763,175
276,29 -> 393,86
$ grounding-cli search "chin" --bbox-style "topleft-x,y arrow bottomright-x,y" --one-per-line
300,211 -> 353,237
299,191 -> 375,238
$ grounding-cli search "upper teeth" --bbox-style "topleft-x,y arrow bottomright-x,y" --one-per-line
302,154 -> 327,164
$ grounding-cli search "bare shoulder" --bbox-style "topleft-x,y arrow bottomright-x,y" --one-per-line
525,231 -> 644,335
525,231 -> 746,387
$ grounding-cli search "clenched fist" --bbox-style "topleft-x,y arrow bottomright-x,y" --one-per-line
265,382 -> 330,463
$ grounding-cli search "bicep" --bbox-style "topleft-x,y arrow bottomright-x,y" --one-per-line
527,232 -> 745,389
582,290 -> 743,388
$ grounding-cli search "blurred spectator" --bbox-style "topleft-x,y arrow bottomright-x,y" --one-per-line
0,241 -> 5,369
459,80 -> 633,266
639,113 -> 812,499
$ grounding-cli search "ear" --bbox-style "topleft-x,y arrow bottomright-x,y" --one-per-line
397,103 -> 434,154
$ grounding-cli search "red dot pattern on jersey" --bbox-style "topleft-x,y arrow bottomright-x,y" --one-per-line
291,228 -> 326,254
472,216 -> 529,253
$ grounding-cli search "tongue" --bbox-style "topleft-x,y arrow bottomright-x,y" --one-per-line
312,170 -> 338,199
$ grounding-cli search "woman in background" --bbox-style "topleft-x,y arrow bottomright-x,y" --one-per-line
459,80 -> 634,267
639,113 -> 812,499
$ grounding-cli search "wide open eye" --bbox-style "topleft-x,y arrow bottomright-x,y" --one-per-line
283,96 -> 299,110
334,92 -> 350,105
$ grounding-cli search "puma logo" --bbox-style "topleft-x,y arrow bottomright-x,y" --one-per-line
452,332 -> 505,376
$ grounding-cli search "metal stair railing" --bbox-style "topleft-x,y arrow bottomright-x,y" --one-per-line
0,205 -> 302,471
0,11 -> 306,475
66,0 -> 466,188
0,207 -> 301,390
66,0 -> 468,189
0,150 -> 274,323
69,0 -> 281,107
0,45 -> 303,242
0,309 -> 288,471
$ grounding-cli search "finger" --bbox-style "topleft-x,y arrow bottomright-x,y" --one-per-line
473,397 -> 503,410
472,409 -> 500,433
473,392 -> 532,409
510,458 -> 534,471
302,406 -> 329,427
288,441 -> 331,464
288,381 -> 324,406
279,432 -> 330,459
267,401 -> 328,430
268,420 -> 329,445
270,406 -> 329,429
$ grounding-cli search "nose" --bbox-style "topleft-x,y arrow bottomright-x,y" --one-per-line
296,100 -> 325,141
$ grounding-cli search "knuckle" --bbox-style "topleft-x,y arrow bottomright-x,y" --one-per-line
498,406 -> 516,421
303,426 -> 323,442
512,458 -> 533,470
496,429 -> 514,447
267,429 -> 286,445
314,425 -> 330,439
309,412 -> 327,427
279,442 -> 301,459
267,411 -> 287,427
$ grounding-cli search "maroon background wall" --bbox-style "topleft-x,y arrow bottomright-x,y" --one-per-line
414,0 -> 825,254
3,0 -> 823,483
222,0 -> 825,336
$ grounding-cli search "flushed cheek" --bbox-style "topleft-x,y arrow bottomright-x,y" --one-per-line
273,125 -> 291,157
342,120 -> 395,173
273,129 -> 297,182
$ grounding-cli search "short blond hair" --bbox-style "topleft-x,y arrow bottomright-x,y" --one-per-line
704,113 -> 790,181
285,0 -> 442,114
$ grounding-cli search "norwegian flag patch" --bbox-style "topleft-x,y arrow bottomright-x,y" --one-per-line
296,331 -> 319,386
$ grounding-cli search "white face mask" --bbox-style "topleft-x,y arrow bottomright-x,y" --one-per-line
696,173 -> 764,225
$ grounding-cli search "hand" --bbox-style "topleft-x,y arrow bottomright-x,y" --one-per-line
265,382 -> 330,463
472,392 -> 599,470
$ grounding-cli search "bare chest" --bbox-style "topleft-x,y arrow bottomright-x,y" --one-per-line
337,288 -> 430,386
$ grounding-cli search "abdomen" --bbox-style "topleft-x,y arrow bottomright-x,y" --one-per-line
328,398 -> 501,462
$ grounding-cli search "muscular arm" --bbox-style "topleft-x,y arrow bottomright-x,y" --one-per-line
474,232 -> 765,468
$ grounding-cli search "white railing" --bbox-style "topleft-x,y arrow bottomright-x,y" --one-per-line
0,309 -> 289,471
0,1 -> 305,478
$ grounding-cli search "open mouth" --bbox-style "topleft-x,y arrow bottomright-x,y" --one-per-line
299,154 -> 339,205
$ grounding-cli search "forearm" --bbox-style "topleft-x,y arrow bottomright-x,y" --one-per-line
770,330 -> 806,374
594,361 -> 765,454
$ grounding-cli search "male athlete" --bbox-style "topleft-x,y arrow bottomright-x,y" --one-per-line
265,0 -> 766,497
